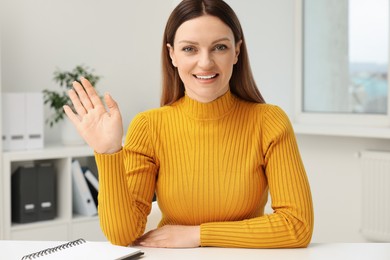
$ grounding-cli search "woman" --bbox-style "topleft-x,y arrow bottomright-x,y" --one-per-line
64,0 -> 314,248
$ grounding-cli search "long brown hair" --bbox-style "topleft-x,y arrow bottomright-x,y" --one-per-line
161,0 -> 265,106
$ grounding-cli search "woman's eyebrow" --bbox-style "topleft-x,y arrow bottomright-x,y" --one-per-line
211,37 -> 231,44
177,37 -> 232,45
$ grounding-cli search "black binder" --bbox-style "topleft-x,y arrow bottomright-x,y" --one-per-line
12,164 -> 57,223
37,163 -> 57,221
12,165 -> 39,223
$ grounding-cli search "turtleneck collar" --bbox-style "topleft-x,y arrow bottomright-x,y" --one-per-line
176,90 -> 237,120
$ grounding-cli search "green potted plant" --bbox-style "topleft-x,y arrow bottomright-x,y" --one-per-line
43,65 -> 101,145
43,65 -> 101,127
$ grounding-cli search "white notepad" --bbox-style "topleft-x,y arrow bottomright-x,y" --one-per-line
20,239 -> 143,260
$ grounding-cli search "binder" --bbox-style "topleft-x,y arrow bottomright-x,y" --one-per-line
12,165 -> 39,223
83,168 -> 99,191
1,95 -> 10,150
1,92 -> 44,151
71,160 -> 97,216
2,93 -> 26,150
25,93 -> 44,150
83,168 -> 99,206
37,163 -> 57,221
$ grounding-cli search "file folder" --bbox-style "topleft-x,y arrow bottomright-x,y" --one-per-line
83,168 -> 99,191
83,168 -> 99,206
26,93 -> 44,150
2,92 -> 44,151
1,95 -> 10,150
71,160 -> 97,216
12,165 -> 39,223
37,163 -> 57,221
2,93 -> 26,151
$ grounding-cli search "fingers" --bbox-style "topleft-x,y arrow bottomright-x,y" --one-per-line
104,92 -> 117,110
104,92 -> 121,117
72,79 -> 94,111
135,229 -> 159,246
63,105 -> 80,124
80,77 -> 105,108
68,88 -> 87,116
136,227 -> 172,247
136,225 -> 200,248
69,77 -> 109,116
137,235 -> 167,248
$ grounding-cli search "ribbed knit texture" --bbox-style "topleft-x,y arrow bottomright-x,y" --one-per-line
95,90 -> 314,248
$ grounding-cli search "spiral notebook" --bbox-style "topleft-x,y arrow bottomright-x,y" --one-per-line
20,239 -> 144,260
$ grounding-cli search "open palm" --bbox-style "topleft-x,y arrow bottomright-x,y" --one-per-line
63,77 -> 123,154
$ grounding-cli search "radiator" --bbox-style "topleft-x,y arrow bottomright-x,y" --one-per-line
360,150 -> 390,242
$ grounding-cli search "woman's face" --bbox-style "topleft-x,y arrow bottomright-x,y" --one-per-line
168,15 -> 241,103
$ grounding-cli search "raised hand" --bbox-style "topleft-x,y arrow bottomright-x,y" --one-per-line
63,77 -> 123,154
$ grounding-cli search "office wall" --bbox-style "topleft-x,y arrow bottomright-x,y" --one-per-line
1,0 -> 389,242
0,0 -> 174,143
298,134 -> 390,242
0,0 -> 2,159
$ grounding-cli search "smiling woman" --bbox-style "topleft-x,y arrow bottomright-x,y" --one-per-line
63,0 -> 314,249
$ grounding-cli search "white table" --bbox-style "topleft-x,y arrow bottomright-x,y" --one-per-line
1,240 -> 390,260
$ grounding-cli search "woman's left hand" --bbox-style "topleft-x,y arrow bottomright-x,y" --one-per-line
135,225 -> 200,248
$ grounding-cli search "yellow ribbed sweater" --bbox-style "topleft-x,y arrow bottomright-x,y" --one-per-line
95,90 -> 314,248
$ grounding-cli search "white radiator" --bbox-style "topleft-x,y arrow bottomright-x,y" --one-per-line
360,150 -> 390,242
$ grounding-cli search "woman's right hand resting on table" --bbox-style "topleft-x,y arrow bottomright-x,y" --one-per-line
63,77 -> 124,154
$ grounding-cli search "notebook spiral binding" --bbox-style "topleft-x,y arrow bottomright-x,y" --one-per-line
21,238 -> 86,260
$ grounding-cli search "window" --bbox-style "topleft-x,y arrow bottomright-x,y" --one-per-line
296,0 -> 389,126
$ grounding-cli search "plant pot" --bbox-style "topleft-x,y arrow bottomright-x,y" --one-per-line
61,118 -> 85,146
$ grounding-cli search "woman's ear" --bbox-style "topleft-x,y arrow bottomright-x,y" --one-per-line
234,40 -> 242,64
167,43 -> 177,67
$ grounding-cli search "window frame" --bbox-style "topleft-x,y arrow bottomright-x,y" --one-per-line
294,0 -> 390,127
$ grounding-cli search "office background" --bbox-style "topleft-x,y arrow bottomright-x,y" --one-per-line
1,0 -> 389,243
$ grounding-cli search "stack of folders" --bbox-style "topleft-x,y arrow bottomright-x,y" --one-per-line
2,92 -> 44,151
71,160 -> 99,216
12,163 -> 57,223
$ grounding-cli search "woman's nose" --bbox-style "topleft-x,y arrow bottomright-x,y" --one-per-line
197,51 -> 214,68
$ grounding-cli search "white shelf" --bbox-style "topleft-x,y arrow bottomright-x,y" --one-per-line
293,123 -> 390,139
11,218 -> 69,231
1,144 -> 106,241
72,215 -> 100,223
2,144 -> 94,161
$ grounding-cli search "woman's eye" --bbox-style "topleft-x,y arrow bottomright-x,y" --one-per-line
182,46 -> 195,52
214,44 -> 228,51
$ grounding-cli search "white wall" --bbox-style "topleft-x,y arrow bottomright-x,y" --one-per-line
1,0 -> 387,243
0,0 -> 174,143
226,0 -> 295,114
0,0 -> 2,230
298,134 -> 390,242
0,0 -> 2,153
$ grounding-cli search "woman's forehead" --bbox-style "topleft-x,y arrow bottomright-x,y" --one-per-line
174,15 -> 234,44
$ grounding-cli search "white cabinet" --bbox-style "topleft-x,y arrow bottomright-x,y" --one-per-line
1,145 -> 106,241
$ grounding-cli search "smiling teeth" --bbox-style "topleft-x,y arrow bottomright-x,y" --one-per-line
196,74 -> 216,79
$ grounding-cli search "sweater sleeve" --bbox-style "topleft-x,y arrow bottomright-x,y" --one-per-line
95,113 -> 158,246
200,105 -> 314,248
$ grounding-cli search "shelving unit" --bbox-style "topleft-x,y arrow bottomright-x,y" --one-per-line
1,144 -> 106,241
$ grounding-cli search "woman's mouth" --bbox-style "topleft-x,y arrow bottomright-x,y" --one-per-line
194,74 -> 218,80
